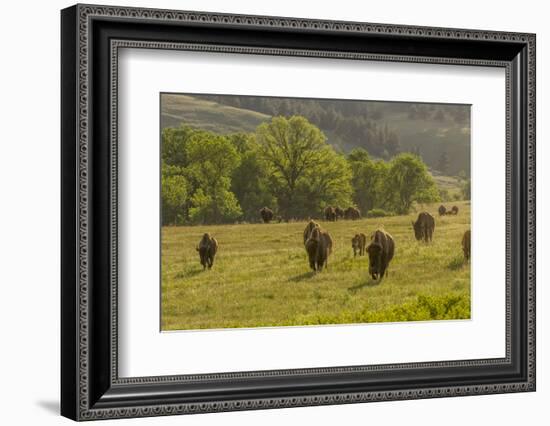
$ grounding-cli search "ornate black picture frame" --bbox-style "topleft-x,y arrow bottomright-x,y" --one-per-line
61,4 -> 536,421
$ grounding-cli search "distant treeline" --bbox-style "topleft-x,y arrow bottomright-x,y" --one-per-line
162,115 -> 468,225
200,95 -> 402,159
200,95 -> 469,165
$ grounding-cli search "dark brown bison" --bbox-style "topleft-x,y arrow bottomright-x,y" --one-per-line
438,205 -> 447,216
412,212 -> 435,242
344,206 -> 361,220
351,233 -> 367,257
334,206 -> 344,220
259,207 -> 274,223
196,233 -> 218,270
303,219 -> 320,245
451,205 -> 459,215
367,230 -> 395,280
305,227 -> 333,271
462,229 -> 471,261
324,206 -> 336,222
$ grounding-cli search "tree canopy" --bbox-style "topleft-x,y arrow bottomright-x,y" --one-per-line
161,116 -> 445,225
384,153 -> 440,214
256,116 -> 352,218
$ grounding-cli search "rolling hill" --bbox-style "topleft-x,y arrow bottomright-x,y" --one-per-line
161,93 -> 470,176
161,94 -> 270,134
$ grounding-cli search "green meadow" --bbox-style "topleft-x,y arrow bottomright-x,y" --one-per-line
161,201 -> 470,331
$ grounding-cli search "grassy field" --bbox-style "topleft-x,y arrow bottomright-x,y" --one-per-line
161,201 -> 471,331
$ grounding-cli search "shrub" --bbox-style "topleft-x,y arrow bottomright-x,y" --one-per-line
294,293 -> 470,325
366,208 -> 392,218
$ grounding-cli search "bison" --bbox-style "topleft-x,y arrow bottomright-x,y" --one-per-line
305,227 -> 333,271
259,207 -> 274,223
451,205 -> 459,215
462,229 -> 471,261
196,233 -> 218,270
438,205 -> 447,216
366,230 -> 395,280
412,212 -> 435,242
351,233 -> 367,257
303,219 -> 320,245
334,206 -> 344,220
324,206 -> 336,222
344,206 -> 361,220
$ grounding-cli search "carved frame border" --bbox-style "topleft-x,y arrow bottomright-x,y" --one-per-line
63,3 -> 535,421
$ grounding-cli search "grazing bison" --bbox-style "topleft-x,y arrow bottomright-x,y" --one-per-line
451,205 -> 459,215
334,206 -> 344,220
412,212 -> 435,242
344,206 -> 361,220
259,207 -> 274,223
462,229 -> 471,261
351,233 -> 367,257
324,206 -> 336,222
438,205 -> 447,216
196,233 -> 218,270
366,230 -> 395,280
305,227 -> 333,271
303,219 -> 320,245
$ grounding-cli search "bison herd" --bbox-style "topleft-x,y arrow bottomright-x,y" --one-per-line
438,205 -> 459,216
323,206 -> 359,221
303,221 -> 395,280
260,205 -> 360,224
196,206 -> 470,282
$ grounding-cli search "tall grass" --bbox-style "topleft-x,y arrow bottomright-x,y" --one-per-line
161,201 -> 470,330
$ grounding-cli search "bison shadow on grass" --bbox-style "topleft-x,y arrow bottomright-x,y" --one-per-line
288,271 -> 316,282
174,268 -> 205,280
347,278 -> 383,293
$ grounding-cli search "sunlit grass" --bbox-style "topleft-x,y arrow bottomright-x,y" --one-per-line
161,201 -> 470,330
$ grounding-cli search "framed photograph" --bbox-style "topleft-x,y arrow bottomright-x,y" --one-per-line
61,4 -> 536,421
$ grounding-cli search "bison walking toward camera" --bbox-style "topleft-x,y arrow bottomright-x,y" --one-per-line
367,230 -> 395,280
412,212 -> 435,242
259,207 -> 274,223
344,206 -> 361,220
303,219 -> 320,245
462,229 -> 471,261
305,227 -> 333,271
351,233 -> 367,257
196,233 -> 218,270
334,206 -> 344,220
324,206 -> 336,222
451,205 -> 459,215
438,205 -> 447,216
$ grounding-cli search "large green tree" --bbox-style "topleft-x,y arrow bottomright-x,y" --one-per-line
383,153 -> 440,214
231,146 -> 276,221
256,116 -> 351,218
295,147 -> 353,216
160,125 -> 245,225
161,173 -> 188,225
348,148 -> 389,214
161,126 -> 195,167
185,132 -> 242,223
